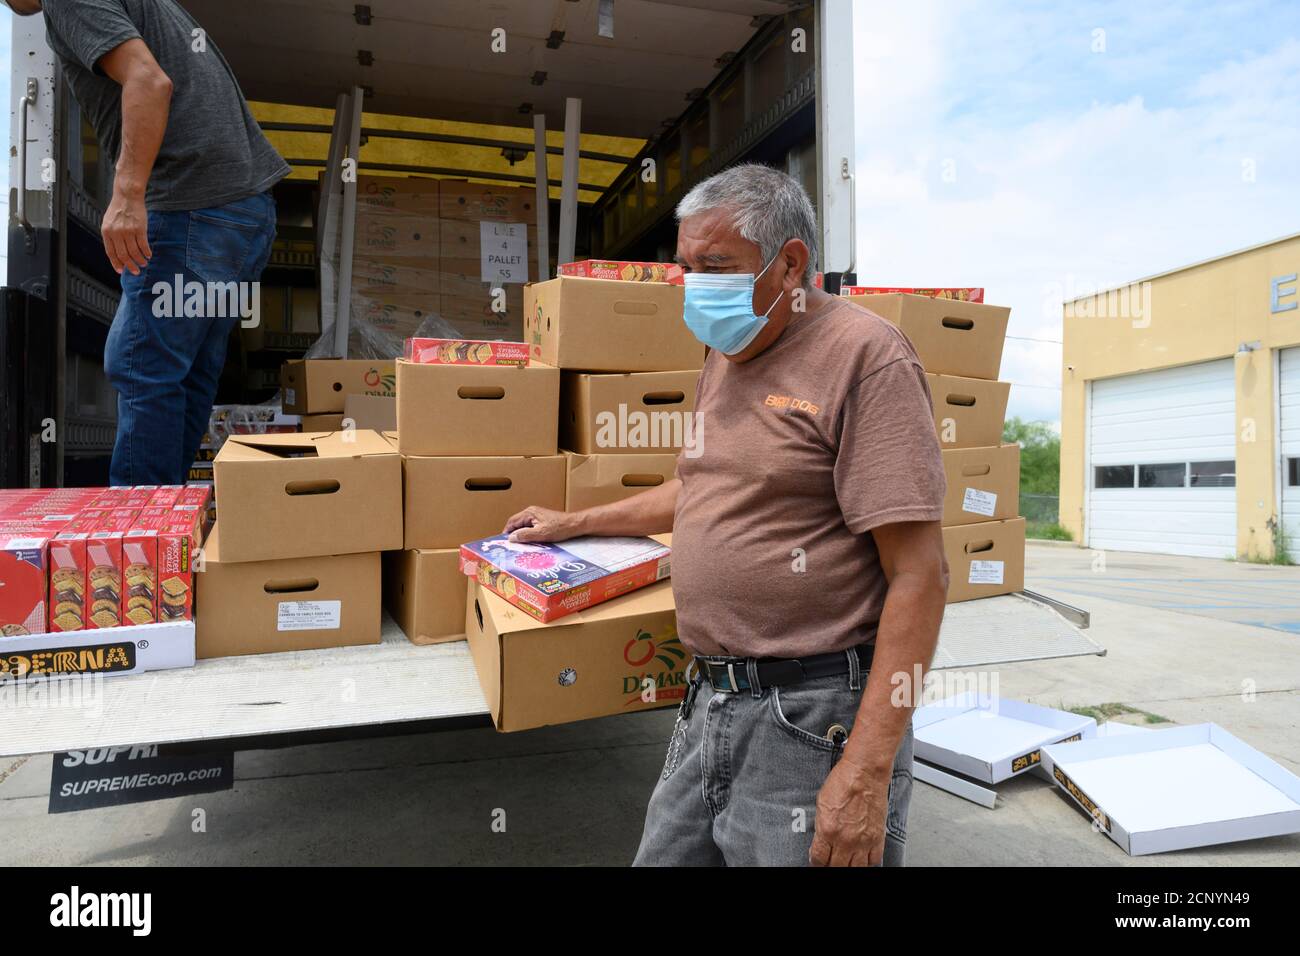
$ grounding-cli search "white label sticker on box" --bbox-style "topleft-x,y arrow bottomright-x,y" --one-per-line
962,487 -> 998,517
284,387 -> 296,406
277,600 -> 341,631
480,221 -> 528,284
968,560 -> 1005,585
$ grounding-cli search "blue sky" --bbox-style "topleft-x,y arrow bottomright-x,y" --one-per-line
3,2 -> 1297,429
853,0 -> 1300,425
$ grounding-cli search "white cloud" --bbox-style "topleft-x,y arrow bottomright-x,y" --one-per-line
851,1 -> 1300,425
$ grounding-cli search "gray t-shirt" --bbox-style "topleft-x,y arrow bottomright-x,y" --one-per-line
42,0 -> 290,211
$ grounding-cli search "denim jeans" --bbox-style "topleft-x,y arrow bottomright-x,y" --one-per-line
104,191 -> 277,485
634,656 -> 915,866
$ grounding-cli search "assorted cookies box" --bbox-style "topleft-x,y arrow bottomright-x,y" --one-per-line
404,337 -> 530,367
458,534 -> 671,623
0,527 -> 58,636
558,260 -> 685,285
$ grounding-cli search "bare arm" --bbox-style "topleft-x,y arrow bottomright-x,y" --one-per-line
503,478 -> 680,542
98,38 -> 173,275
811,519 -> 948,866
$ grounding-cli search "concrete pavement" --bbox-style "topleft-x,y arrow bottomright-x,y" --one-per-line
0,542 -> 1296,865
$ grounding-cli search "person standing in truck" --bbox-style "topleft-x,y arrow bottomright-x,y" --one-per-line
5,0 -> 289,484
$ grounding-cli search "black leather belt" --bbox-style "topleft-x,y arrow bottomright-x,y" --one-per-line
695,644 -> 875,693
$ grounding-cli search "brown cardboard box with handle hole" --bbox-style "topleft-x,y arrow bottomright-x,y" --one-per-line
402,454 -> 566,549
395,358 -> 559,457
383,548 -> 466,645
212,431 -> 402,562
848,293 -> 1010,380
942,517 -> 1025,603
195,525 -> 381,658
281,359 -> 397,415
523,276 -> 701,372
560,370 -> 700,455
927,373 -> 1010,449
564,451 -> 679,511
942,444 -> 1021,526
465,566 -> 684,732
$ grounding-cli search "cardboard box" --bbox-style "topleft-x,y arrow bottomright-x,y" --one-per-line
459,534 -> 670,623
942,518 -> 1025,603
352,294 -> 436,341
343,394 -> 397,432
439,261 -> 529,299
560,370 -> 700,455
195,526 -> 381,659
352,257 -> 441,298
354,214 -> 440,260
559,260 -> 685,285
564,451 -> 678,511
927,373 -> 1010,449
404,337 -> 529,367
281,359 -> 397,415
524,276 -> 702,372
212,431 -> 403,563
300,413 -> 345,432
912,693 -> 1097,783
0,530 -> 55,636
355,175 -> 440,216
439,220 -> 538,268
402,454 -> 566,550
1042,723 -> 1300,856
941,444 -> 1020,526
438,179 -> 537,224
0,620 -> 195,682
395,359 -> 559,457
439,291 -> 524,341
850,293 -> 1009,380
466,577 -> 684,732
383,548 -> 466,645
842,286 -> 984,303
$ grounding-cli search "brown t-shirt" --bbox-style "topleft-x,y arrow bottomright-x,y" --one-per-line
671,296 -> 945,658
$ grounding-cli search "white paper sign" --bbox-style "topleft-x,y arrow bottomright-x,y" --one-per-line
480,221 -> 529,284
277,600 -> 341,631
968,560 -> 1005,585
962,487 -> 998,517
283,387 -> 297,406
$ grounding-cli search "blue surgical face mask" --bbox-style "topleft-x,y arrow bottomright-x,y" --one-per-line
682,252 -> 785,355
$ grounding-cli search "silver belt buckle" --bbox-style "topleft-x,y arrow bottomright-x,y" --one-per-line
726,662 -> 739,693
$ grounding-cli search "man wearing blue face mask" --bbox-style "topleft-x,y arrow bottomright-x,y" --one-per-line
504,163 -> 947,867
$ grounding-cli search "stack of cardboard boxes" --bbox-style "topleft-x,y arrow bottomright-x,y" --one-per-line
199,431 -> 402,658
387,345 -> 562,647
846,292 -> 1025,602
280,357 -> 398,431
349,175 -> 537,350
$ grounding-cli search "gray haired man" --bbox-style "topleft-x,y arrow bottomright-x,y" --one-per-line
505,164 -> 948,866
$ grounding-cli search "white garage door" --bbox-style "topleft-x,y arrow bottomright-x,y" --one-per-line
1087,359 -> 1237,558
1281,348 -> 1300,555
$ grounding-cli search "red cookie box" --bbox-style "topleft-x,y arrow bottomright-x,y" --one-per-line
123,508 -> 171,626
404,337 -> 531,367
0,527 -> 56,637
47,513 -> 100,633
840,286 -> 985,303
173,484 -> 215,536
156,508 -> 205,622
558,260 -> 685,285
83,509 -> 141,630
147,485 -> 186,508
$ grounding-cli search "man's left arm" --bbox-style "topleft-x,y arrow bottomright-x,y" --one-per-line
809,519 -> 947,866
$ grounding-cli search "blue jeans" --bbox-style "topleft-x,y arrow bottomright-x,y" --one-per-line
634,659 -> 915,866
104,191 -> 277,485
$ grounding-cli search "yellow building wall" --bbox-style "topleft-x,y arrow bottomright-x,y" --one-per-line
1061,234 -> 1300,558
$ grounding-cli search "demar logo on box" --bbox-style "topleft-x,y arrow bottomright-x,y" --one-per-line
621,627 -> 688,703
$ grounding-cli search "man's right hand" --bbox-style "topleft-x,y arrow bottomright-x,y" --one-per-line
503,506 -> 583,543
102,187 -> 152,276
